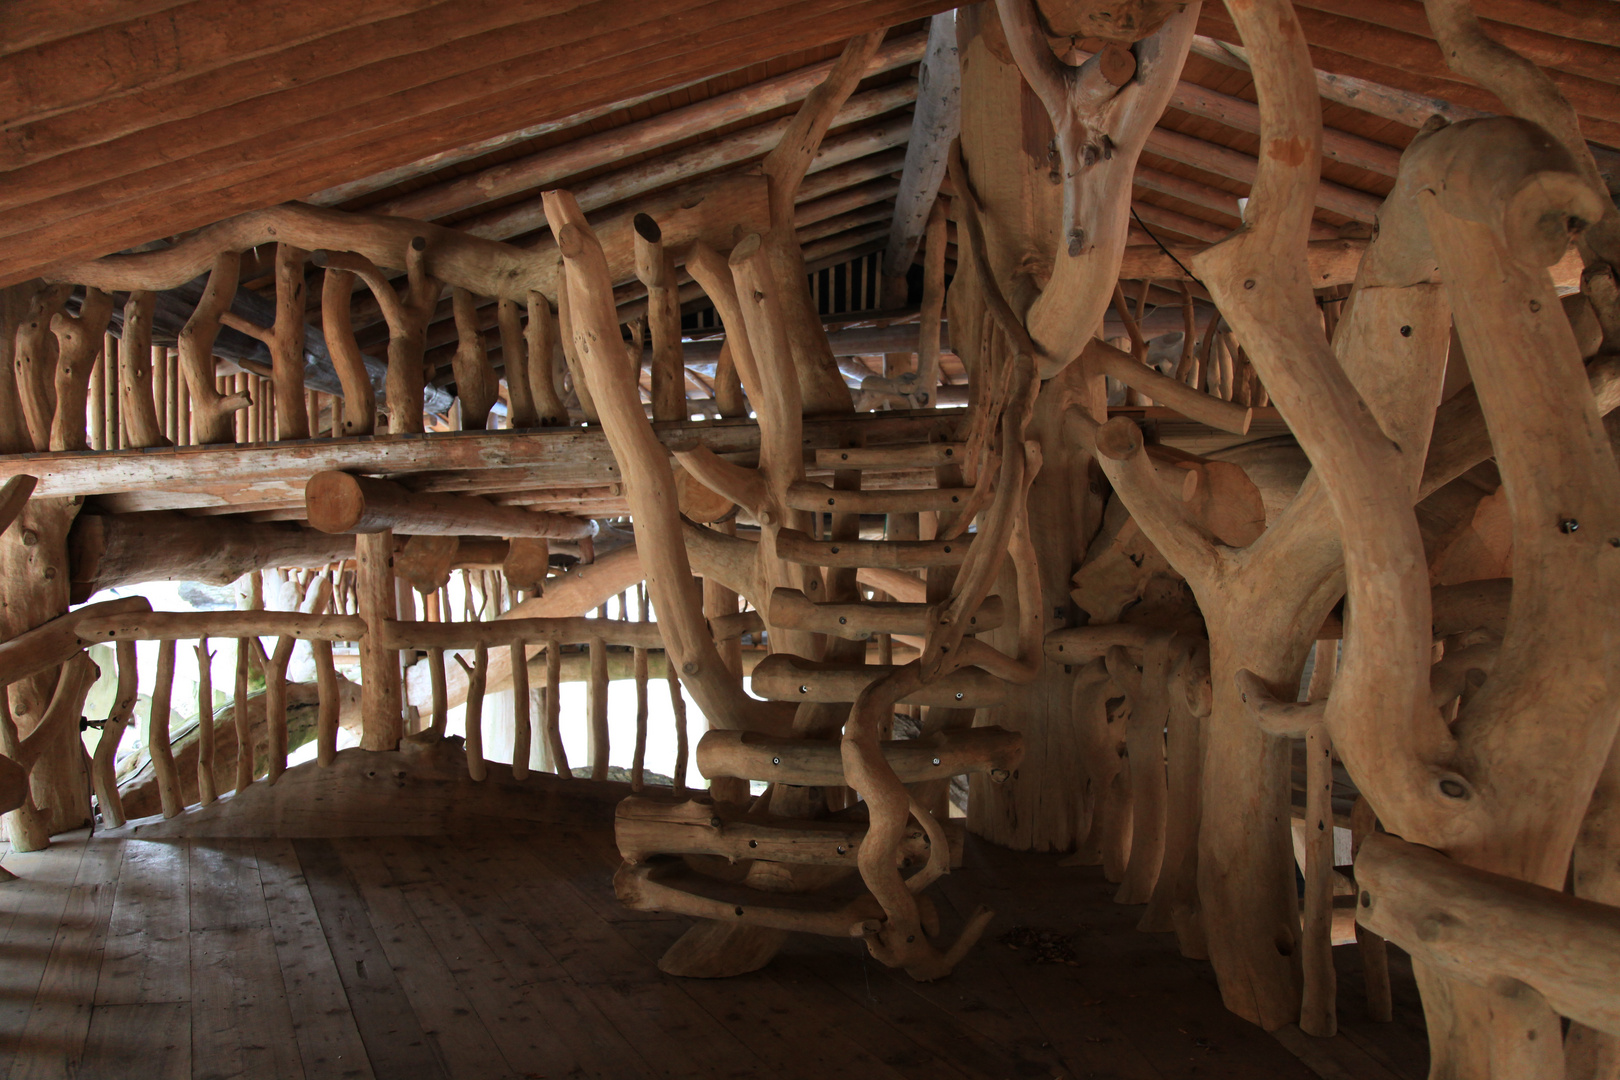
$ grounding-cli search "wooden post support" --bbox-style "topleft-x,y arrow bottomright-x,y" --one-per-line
149,639 -> 181,819
314,638 -> 340,767
632,585 -> 649,792
457,645 -> 488,781
450,286 -> 498,429
545,642 -> 568,777
1300,721 -> 1337,1037
633,213 -> 687,423
426,646 -> 448,740
118,291 -> 170,449
306,471 -> 594,539
510,642 -> 531,781
497,297 -> 539,429
668,668 -> 688,797
233,637 -> 253,793
525,293 -> 569,426
48,287 -> 113,452
356,530 -> 402,750
262,635 -> 295,784
320,266 -> 376,436
90,639 -> 138,829
194,637 -> 217,805
588,634 -> 609,781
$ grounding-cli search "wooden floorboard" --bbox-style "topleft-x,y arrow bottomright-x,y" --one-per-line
8,840 -> 121,1080
0,833 -> 91,1078
255,840 -> 373,1080
95,839 -> 190,1006
0,820 -> 1430,1080
294,838 -> 449,1080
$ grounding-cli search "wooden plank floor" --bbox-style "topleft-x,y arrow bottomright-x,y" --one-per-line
0,824 -> 1430,1079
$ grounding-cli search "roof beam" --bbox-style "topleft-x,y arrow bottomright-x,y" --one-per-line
368,30 -> 928,223
880,12 -> 962,298
1,0 -> 955,286
1188,33 -> 1620,193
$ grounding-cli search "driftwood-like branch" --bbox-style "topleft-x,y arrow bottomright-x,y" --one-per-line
1358,833 -> 1620,1037
325,242 -> 437,434
633,214 -> 686,423
305,471 -> 593,539
450,286 -> 497,429
0,475 -> 35,541
117,291 -> 170,449
1233,668 -> 1326,738
994,0 -> 1199,375
523,293 -> 569,426
319,266 -> 374,436
47,287 -> 112,452
544,188 -> 788,736
181,251 -> 254,443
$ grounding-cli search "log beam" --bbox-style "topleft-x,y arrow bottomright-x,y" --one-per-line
305,471 -> 595,539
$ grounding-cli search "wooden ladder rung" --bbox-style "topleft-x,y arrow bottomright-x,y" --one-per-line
695,725 -> 1024,787
774,528 -> 971,569
768,587 -> 1004,640
812,442 -> 967,469
749,653 -> 1008,707
786,481 -> 977,514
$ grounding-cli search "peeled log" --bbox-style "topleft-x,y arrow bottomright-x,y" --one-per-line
1357,833 -> 1620,1037
306,471 -> 595,539
69,511 -> 354,601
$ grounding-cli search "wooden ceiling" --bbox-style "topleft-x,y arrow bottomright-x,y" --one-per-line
2,0 -> 1616,307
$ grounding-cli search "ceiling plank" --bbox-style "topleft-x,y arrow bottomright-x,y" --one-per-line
1,0 -> 951,287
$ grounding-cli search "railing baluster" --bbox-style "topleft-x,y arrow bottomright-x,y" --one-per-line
233,637 -> 253,793
545,641 -> 568,778
457,645 -> 488,781
148,639 -> 181,818
89,640 -> 138,827
195,636 -> 216,805
510,643 -> 531,781
314,638 -> 340,767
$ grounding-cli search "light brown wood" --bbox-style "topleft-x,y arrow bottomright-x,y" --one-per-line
306,471 -> 593,539
47,287 -> 113,452
355,530 -> 402,751
633,214 -> 686,424
1358,833 -> 1620,1037
320,265 -> 376,436
116,292 -> 170,449
148,640 -> 181,819
1300,722 -> 1336,1037
76,610 -> 365,644
458,645 -> 489,782
89,639 -> 139,829
194,639 -> 217,806
314,638 -> 340,768
450,286 -> 498,429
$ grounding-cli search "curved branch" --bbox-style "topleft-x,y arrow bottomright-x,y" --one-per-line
544,188 -> 785,737
1092,416 -> 1222,586
1086,339 -> 1252,434
450,286 -> 497,429
763,31 -> 886,217
182,251 -> 254,444
1234,668 -> 1325,738
671,445 -> 767,514
49,287 -> 113,452
320,266 -> 375,435
0,475 -> 35,540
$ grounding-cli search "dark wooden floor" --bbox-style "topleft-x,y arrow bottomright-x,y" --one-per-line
0,821 -> 1430,1079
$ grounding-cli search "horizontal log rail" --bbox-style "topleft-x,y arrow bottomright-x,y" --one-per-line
0,410 -> 963,505
1356,833 -> 1620,1037
75,610 -> 366,644
696,726 -> 1024,787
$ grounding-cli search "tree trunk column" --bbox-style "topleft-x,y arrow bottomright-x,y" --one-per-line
356,530 -> 402,749
0,495 -> 91,847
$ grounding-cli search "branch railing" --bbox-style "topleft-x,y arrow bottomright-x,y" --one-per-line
0,588 -> 756,831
